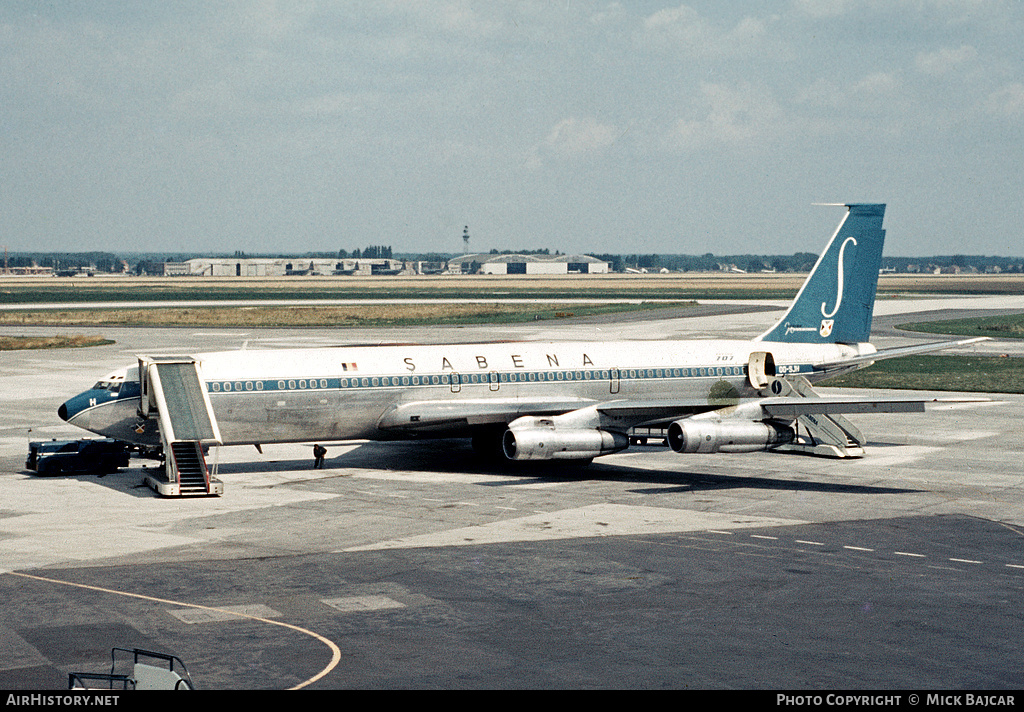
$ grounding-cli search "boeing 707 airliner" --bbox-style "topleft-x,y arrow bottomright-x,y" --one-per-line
58,204 -> 984,481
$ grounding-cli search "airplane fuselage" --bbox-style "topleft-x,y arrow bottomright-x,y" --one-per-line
61,338 -> 869,448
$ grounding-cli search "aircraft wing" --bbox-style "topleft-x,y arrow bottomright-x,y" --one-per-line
377,391 -> 989,436
377,397 -> 723,436
593,394 -> 989,427
376,397 -> 600,433
814,337 -> 988,373
757,394 -> 990,418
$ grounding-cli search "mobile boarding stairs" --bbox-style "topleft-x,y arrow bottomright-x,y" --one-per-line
761,373 -> 866,458
138,356 -> 224,497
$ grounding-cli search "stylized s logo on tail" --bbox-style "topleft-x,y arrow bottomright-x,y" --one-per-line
821,236 -> 857,319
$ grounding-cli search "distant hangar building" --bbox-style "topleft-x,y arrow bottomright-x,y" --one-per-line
164,257 -> 407,277
448,253 -> 609,275
162,253 -> 610,277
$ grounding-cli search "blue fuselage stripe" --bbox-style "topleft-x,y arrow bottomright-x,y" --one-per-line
203,363 -> 815,395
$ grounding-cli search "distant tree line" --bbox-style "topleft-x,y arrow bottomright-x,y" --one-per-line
487,248 -> 556,255
339,245 -> 392,259
7,249 -> 1024,275
5,251 -> 127,273
593,252 -> 822,273
591,252 -> 1024,274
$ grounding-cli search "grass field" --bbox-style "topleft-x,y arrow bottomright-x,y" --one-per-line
0,301 -> 686,328
0,335 -> 112,351
899,313 -> 1024,340
820,354 -> 1023,393
0,273 -> 806,303
836,313 -> 1024,393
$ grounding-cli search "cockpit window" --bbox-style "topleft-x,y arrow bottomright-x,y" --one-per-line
91,380 -> 122,393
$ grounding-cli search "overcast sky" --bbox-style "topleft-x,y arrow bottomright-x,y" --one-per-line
2,1 -> 1022,257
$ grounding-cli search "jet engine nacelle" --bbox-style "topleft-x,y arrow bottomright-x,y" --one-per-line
667,419 -> 794,454
502,423 -> 629,461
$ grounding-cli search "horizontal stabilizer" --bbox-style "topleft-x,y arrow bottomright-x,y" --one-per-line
815,337 -> 989,373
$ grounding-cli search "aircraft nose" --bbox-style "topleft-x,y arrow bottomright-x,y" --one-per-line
58,391 -> 96,424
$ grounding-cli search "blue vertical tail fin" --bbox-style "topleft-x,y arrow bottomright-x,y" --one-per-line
756,203 -> 886,344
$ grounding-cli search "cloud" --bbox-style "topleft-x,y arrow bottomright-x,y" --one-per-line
850,72 -> 900,100
985,83 -> 1024,119
790,0 -> 847,17
915,45 -> 978,75
668,82 -> 783,150
639,4 -> 770,59
792,0 -> 993,20
535,116 -> 619,161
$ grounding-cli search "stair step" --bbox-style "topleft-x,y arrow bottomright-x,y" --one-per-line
170,441 -> 209,495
